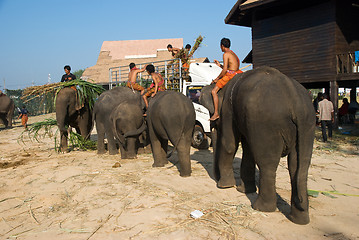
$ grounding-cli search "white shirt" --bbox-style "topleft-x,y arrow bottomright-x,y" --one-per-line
318,99 -> 334,121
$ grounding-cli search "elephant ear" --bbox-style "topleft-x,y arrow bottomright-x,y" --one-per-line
199,84 -> 215,115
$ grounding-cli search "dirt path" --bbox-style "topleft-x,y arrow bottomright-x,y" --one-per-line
0,113 -> 358,239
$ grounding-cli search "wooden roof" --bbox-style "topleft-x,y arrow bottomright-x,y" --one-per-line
225,0 -> 329,27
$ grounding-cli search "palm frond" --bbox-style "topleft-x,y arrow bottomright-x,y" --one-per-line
22,79 -> 105,110
19,118 -> 97,151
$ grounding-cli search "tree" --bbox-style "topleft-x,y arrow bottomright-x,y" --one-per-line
73,69 -> 85,80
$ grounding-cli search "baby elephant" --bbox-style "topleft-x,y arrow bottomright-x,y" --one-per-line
146,91 -> 195,177
110,101 -> 146,159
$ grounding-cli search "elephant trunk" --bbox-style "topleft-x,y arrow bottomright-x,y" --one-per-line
112,118 -> 127,150
124,121 -> 147,138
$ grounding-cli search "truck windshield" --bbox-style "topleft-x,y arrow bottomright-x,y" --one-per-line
187,86 -> 203,103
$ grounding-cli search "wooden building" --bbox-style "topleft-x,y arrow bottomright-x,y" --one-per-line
225,0 -> 359,112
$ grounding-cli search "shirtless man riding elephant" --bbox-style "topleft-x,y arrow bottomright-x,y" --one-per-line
210,37 -> 242,121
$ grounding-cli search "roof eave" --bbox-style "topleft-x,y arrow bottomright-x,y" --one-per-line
224,0 -> 279,27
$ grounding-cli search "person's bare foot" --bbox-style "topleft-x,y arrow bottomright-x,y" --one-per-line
209,114 -> 219,121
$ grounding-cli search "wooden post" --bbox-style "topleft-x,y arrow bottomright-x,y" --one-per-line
330,80 -> 338,128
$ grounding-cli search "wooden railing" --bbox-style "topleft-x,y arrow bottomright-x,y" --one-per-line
336,52 -> 359,74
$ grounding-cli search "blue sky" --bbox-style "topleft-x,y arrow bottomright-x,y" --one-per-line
0,0 -> 251,90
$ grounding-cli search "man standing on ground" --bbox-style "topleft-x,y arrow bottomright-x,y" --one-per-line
127,63 -> 146,95
61,65 -> 76,82
18,105 -> 29,129
209,38 -> 242,121
318,93 -> 334,142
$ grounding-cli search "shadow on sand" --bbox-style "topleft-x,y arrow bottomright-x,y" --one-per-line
167,147 -> 293,220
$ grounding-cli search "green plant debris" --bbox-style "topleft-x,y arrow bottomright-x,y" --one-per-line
19,118 -> 96,151
308,189 -> 359,198
22,79 -> 105,111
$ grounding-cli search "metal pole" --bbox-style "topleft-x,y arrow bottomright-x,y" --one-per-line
179,59 -> 182,92
165,61 -> 168,88
118,67 -> 122,84
109,68 -> 112,90
139,64 -> 142,85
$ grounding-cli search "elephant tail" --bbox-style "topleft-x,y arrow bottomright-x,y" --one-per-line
166,131 -> 185,158
124,120 -> 147,137
293,117 -> 315,212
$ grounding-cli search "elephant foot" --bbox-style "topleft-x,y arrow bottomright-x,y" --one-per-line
252,196 -> 277,212
152,162 -> 167,167
236,181 -> 256,193
288,208 -> 310,225
217,177 -> 236,189
121,155 -> 137,159
109,149 -> 119,155
180,170 -> 191,177
97,149 -> 106,155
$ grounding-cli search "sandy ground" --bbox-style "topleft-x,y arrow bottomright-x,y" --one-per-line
0,113 -> 358,240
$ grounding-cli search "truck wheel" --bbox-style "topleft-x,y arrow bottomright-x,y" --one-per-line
192,125 -> 209,149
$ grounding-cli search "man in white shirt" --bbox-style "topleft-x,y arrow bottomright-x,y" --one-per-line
318,93 -> 334,142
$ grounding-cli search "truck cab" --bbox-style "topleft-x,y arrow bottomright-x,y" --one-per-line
182,62 -> 222,149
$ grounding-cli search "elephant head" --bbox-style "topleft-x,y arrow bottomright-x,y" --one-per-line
199,84 -> 225,117
110,101 -> 146,158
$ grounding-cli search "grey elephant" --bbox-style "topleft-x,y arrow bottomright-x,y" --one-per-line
110,101 -> 146,159
147,91 -> 195,177
56,87 -> 93,152
200,66 -> 315,224
0,94 -> 15,128
93,87 -> 143,155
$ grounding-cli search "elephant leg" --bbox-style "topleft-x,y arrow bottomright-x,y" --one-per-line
119,137 -> 137,159
1,115 -> 8,128
215,127 -> 238,188
126,137 -> 137,159
176,133 -> 192,177
151,134 -> 168,167
251,136 -> 282,212
107,129 -> 118,155
287,149 -> 309,224
211,127 -> 220,180
96,121 -> 106,154
59,130 -> 68,152
75,127 -> 81,135
287,138 -> 312,224
237,137 -> 256,193
119,142 -> 128,159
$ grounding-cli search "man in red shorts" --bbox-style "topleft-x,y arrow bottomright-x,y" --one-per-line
142,64 -> 166,109
209,38 -> 242,121
127,63 -> 147,95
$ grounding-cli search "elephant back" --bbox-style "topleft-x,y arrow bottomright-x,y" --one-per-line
148,91 -> 195,141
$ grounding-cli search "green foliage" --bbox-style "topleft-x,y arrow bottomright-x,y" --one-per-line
308,189 -> 359,198
73,69 -> 85,80
6,89 -> 55,116
20,118 -> 97,151
20,118 -> 58,143
54,79 -> 105,110
68,132 -> 97,150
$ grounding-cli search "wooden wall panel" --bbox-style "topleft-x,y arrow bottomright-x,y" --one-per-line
251,1 -> 336,83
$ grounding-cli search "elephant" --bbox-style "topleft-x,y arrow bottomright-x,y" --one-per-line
55,87 -> 93,152
146,91 -> 195,177
110,101 -> 146,159
199,66 -> 315,224
93,87 -> 143,155
0,94 -> 15,128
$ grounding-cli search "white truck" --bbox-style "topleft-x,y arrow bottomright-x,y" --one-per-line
108,60 -> 223,149
182,62 -> 222,149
